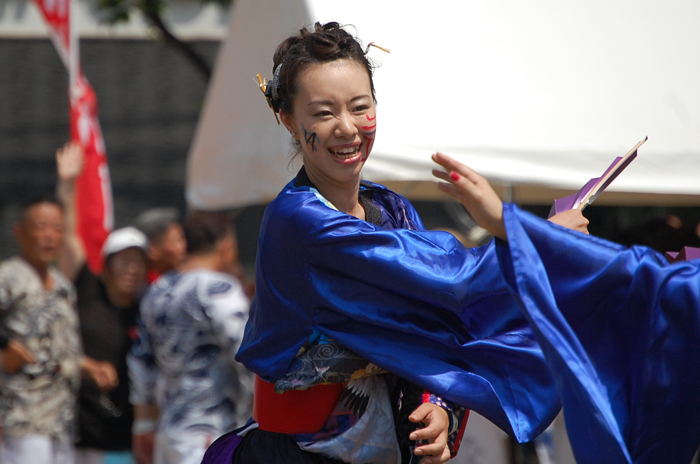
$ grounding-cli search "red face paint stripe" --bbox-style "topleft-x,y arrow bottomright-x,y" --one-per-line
362,136 -> 373,161
366,115 -> 376,121
361,125 -> 377,130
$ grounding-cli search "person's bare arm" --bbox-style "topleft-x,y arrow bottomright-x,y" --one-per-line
56,141 -> 87,281
132,403 -> 159,464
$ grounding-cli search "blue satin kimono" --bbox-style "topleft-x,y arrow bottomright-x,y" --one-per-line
497,203 -> 700,464
236,171 -> 560,442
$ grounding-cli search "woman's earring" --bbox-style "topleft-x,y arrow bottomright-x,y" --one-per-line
290,131 -> 296,137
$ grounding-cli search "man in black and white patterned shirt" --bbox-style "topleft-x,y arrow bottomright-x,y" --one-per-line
0,197 -> 116,464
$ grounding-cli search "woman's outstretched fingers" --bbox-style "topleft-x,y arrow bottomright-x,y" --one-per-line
431,152 -> 508,241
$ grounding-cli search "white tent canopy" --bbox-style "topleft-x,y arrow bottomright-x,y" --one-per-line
186,0 -> 700,210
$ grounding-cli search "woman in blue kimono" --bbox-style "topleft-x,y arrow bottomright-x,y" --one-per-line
204,22 -> 587,464
432,152 -> 700,464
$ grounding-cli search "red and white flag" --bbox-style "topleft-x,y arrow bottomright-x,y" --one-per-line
70,75 -> 114,273
32,0 -> 71,66
33,0 -> 113,273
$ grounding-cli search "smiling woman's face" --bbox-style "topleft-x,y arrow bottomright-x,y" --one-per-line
281,59 -> 377,187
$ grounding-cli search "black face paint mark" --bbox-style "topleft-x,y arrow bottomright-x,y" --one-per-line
302,123 -> 320,152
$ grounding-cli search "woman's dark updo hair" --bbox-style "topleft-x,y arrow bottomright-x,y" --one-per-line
272,22 -> 376,116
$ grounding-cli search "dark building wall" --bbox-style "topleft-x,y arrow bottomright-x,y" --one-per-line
0,37 -> 219,259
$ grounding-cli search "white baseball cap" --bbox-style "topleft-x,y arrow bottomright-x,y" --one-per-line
102,227 -> 148,257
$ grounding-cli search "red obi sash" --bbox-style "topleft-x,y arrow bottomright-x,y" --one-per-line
253,375 -> 345,434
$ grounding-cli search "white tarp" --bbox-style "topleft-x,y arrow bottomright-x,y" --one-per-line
186,0 -> 700,209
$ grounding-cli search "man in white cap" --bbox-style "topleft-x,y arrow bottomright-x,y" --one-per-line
56,142 -> 149,464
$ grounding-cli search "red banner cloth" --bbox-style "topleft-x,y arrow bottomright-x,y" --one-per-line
70,75 -> 114,273
33,0 -> 114,273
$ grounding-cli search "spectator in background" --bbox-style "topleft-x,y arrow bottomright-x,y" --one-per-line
56,141 -> 147,464
128,211 -> 253,464
0,196 -> 115,464
135,207 -> 257,300
134,207 -> 187,283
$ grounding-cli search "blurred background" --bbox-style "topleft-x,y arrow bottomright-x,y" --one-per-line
2,2 -> 700,461
0,0 -> 224,260
3,0 -> 700,278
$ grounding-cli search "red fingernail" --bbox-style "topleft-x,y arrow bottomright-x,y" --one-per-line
450,171 -> 460,181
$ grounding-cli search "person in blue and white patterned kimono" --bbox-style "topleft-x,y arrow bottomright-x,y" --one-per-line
128,211 -> 253,464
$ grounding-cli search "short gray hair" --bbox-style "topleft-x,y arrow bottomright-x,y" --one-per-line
134,207 -> 180,242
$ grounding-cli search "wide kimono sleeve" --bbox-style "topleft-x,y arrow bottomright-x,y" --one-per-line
497,203 -> 700,464
237,187 -> 560,442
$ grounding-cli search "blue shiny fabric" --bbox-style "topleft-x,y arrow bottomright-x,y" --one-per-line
498,203 -> 700,464
236,177 -> 560,442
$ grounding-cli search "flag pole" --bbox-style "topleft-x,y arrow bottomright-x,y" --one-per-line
69,0 -> 79,104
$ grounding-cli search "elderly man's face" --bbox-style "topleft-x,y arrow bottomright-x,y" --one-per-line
15,202 -> 64,267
